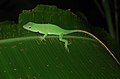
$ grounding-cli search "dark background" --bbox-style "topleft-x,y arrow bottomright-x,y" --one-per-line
0,0 -> 119,32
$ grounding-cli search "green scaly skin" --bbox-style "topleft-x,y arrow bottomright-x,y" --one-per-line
23,22 -> 120,65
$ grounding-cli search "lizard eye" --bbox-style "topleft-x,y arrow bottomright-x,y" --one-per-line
28,26 -> 31,29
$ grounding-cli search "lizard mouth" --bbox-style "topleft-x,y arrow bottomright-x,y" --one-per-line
23,25 -> 28,30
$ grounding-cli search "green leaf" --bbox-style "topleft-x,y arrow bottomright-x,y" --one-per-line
0,5 -> 120,79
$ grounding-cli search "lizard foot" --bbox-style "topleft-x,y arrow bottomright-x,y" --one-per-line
65,45 -> 70,53
39,37 -> 46,41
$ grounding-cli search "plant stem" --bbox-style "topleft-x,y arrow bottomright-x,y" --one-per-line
102,0 -> 115,38
114,0 -> 119,47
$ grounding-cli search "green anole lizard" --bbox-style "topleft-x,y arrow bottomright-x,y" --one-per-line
23,22 -> 120,65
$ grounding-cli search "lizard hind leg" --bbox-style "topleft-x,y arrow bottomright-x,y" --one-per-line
59,34 -> 70,52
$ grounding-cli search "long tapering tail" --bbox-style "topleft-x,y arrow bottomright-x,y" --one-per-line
65,30 -> 120,65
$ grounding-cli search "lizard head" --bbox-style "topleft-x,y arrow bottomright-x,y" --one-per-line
23,22 -> 38,32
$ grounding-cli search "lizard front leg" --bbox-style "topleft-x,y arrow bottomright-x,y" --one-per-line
39,32 -> 48,41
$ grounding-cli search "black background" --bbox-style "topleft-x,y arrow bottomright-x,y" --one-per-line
0,0 -> 119,31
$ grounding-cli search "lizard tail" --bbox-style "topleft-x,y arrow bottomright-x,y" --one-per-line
64,30 -> 120,65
